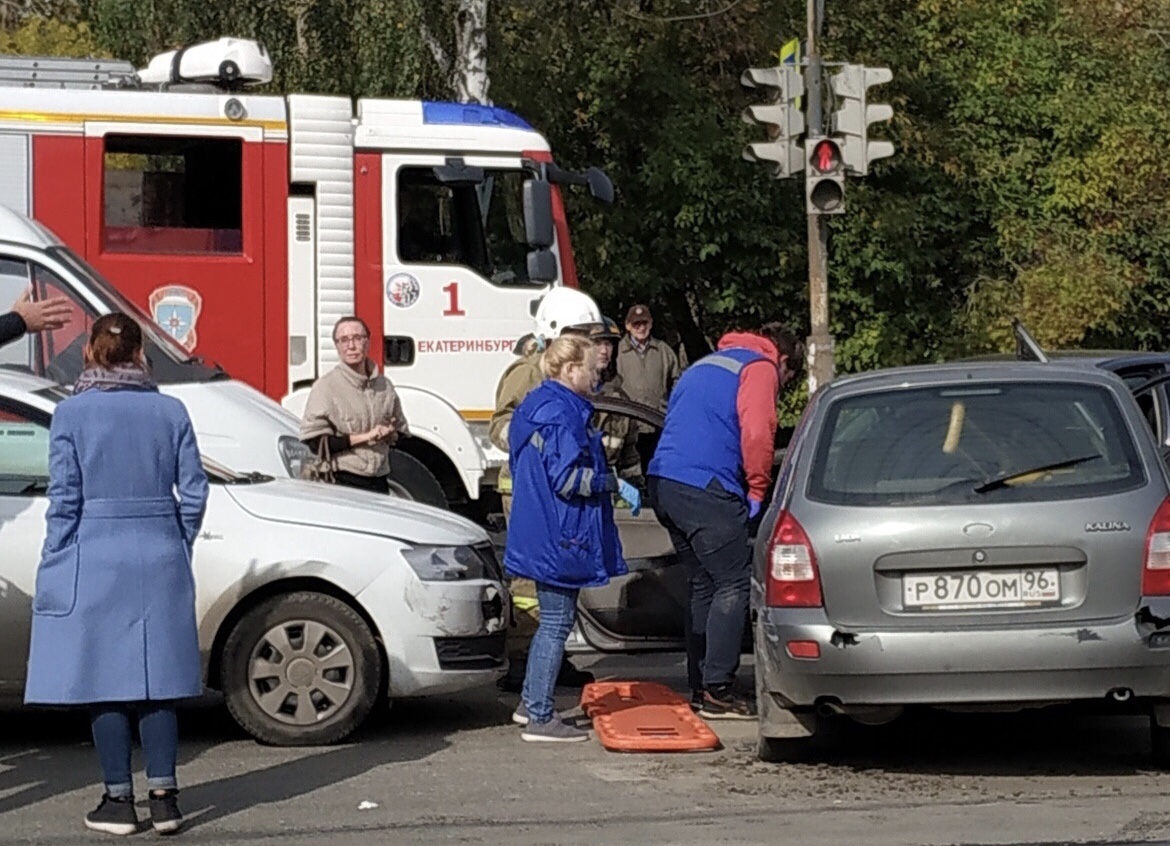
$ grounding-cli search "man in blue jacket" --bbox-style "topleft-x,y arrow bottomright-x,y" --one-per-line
648,323 -> 803,720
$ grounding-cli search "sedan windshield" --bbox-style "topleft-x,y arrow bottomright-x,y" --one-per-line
808,381 -> 1145,506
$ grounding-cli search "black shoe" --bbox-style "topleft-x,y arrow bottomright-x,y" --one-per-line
555,661 -> 594,689
690,690 -> 704,712
698,686 -> 756,721
84,794 -> 138,836
496,666 -> 525,694
148,789 -> 183,835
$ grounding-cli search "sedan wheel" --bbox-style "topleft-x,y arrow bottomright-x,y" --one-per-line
222,591 -> 382,746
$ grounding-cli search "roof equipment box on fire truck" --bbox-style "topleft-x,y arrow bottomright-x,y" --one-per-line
0,37 -> 613,509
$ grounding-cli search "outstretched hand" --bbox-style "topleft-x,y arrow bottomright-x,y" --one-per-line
11,288 -> 71,333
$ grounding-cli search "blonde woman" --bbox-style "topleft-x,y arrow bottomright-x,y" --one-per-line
503,335 -> 639,742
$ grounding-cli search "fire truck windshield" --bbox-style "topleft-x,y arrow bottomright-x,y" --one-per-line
397,167 -> 547,286
47,246 -> 227,384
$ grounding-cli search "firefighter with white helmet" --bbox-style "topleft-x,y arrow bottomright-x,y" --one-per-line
491,287 -> 604,692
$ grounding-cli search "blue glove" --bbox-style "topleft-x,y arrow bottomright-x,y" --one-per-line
748,497 -> 762,520
618,479 -> 642,517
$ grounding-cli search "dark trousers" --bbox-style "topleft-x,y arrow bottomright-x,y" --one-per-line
648,476 -> 751,690
334,470 -> 389,494
91,702 -> 179,797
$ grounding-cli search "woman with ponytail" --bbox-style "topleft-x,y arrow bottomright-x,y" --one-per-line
25,312 -> 208,835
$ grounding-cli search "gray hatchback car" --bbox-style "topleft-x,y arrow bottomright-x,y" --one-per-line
753,361 -> 1170,763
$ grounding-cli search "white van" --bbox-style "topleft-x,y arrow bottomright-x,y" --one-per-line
0,205 -> 311,478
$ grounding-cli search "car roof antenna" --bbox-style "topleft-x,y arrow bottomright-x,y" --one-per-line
1012,318 -> 1048,363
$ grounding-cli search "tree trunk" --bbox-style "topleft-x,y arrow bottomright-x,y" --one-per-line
452,0 -> 490,104
665,287 -> 713,363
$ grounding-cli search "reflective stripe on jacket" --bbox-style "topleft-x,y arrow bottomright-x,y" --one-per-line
648,347 -> 765,499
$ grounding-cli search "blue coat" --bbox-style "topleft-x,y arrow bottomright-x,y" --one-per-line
504,380 -> 627,589
24,386 -> 209,705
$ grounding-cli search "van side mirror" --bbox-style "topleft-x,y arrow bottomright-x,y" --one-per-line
527,248 -> 557,282
523,178 -> 554,248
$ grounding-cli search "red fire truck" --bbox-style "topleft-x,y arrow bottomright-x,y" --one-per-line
0,37 -> 611,508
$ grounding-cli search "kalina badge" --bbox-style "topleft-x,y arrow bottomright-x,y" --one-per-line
149,285 -> 203,351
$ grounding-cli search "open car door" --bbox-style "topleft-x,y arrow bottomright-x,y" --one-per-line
571,397 -> 686,652
571,396 -> 786,653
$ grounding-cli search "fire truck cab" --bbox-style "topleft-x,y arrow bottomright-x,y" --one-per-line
0,38 -> 611,509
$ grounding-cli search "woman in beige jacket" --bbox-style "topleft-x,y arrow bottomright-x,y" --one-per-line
299,316 -> 409,493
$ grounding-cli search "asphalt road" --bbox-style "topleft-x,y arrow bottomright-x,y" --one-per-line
3,654 -> 1170,846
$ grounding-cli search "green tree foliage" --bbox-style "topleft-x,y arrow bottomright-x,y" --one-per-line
39,0 -> 1170,365
82,0 -> 426,98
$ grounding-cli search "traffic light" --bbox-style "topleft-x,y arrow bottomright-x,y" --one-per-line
805,135 -> 846,214
740,65 -> 805,179
830,64 -> 895,176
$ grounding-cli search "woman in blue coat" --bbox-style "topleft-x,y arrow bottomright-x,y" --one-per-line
25,312 -> 209,835
504,334 -> 640,743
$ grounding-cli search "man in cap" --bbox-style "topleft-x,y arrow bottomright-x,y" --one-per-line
589,317 -> 643,485
616,304 -> 680,467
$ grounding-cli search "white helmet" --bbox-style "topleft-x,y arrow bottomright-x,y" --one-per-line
534,288 -> 603,341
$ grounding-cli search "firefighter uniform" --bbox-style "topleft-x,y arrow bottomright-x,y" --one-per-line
594,373 -> 643,482
488,347 -> 544,677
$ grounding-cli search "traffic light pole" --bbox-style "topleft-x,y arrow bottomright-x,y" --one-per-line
805,0 -> 834,393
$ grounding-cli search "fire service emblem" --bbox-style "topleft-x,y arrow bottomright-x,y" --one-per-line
386,273 -> 421,309
149,285 -> 203,351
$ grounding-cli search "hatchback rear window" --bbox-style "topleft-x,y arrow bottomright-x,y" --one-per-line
808,381 -> 1145,506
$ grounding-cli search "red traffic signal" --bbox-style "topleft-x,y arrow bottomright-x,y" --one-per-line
810,138 -> 842,174
805,136 -> 846,215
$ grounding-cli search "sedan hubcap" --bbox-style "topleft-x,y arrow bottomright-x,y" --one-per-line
248,619 -> 354,725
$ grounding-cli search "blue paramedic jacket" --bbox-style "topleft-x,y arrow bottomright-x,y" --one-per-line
503,379 -> 627,589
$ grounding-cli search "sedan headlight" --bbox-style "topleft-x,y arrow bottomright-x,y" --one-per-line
402,545 -> 489,582
278,435 -> 312,478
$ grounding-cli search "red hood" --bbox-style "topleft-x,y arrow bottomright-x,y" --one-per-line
717,332 -> 779,366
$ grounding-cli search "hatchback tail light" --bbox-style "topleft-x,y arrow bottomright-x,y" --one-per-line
1144,497 -> 1170,596
765,510 -> 823,607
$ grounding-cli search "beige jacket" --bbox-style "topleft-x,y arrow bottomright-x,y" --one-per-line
616,336 -> 681,411
299,360 -> 409,478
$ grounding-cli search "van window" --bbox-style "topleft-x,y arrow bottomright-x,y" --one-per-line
808,382 -> 1145,506
103,135 -> 243,255
0,258 -> 32,372
396,167 -> 537,285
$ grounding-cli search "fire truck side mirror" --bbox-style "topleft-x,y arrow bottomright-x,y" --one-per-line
527,248 -> 557,283
523,178 -> 555,249
585,167 -> 615,204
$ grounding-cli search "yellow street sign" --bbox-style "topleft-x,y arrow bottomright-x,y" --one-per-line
779,38 -> 801,109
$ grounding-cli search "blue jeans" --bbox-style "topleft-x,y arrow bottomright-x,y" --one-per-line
521,583 -> 580,724
90,702 -> 179,798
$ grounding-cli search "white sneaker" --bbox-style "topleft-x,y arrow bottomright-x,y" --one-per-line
512,702 -> 530,726
521,718 -> 590,743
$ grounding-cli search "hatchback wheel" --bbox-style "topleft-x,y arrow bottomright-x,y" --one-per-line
754,653 -> 817,763
221,591 -> 382,746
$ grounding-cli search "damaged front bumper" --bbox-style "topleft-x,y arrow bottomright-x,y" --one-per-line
358,567 -> 510,698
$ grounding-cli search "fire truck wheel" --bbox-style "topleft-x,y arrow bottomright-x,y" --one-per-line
221,591 -> 382,746
388,451 -> 448,509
